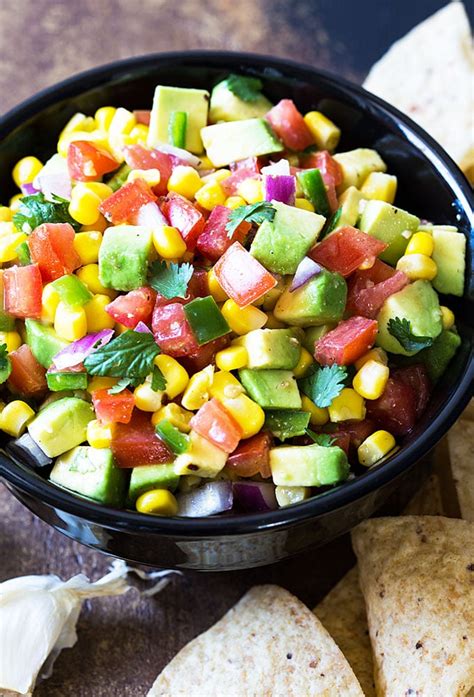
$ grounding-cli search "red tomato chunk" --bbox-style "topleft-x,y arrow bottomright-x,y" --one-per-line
309,226 -> 387,277
133,110 -> 151,125
266,99 -> 314,151
111,411 -> 173,467
152,302 -> 200,357
190,398 -> 242,453
315,316 -> 378,366
196,205 -> 250,262
29,223 -> 80,282
366,376 -> 417,436
180,335 -> 230,375
213,242 -> 277,307
347,259 -> 408,319
3,264 -> 43,319
99,179 -> 157,225
123,145 -> 173,196
92,388 -> 135,424
221,169 -> 260,197
67,141 -> 119,182
161,193 -> 205,251
300,151 -> 343,187
106,287 -> 156,329
393,364 -> 431,418
226,432 -> 272,478
8,344 -> 47,397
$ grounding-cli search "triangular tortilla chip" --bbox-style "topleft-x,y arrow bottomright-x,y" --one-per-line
148,585 -> 364,696
363,2 -> 474,181
448,410 -> 474,522
352,516 -> 474,696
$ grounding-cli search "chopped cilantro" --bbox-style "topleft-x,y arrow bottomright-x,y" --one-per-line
299,364 -> 348,408
13,192 -> 80,234
84,330 -> 160,379
387,317 -> 434,352
225,74 -> 263,102
108,377 -> 139,394
226,201 -> 275,238
148,261 -> 194,300
151,364 -> 167,392
0,343 -> 11,384
305,429 -> 336,447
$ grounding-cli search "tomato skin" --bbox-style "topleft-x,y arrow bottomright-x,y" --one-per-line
214,242 -> 277,307
111,410 -> 173,467
133,110 -> 151,125
300,151 -> 343,187
161,193 -> 205,251
3,264 -> 43,319
180,335 -> 230,374
393,364 -> 431,418
366,377 -> 417,436
196,205 -> 250,262
152,302 -> 200,357
67,141 -> 119,182
99,179 -> 157,225
123,145 -> 173,196
190,398 -> 242,453
347,259 -> 408,319
8,344 -> 47,397
29,223 -> 80,282
309,226 -> 387,277
92,388 -> 135,424
266,99 -> 314,151
106,287 -> 156,329
315,316 -> 378,366
226,432 -> 272,478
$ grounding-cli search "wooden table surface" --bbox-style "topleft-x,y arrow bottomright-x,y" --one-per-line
0,1 -> 467,695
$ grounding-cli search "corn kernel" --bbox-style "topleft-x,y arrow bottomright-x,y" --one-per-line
128,124 -> 149,145
219,393 -> 265,439
216,345 -> 248,371
151,403 -> 193,432
360,172 -> 397,204
167,165 -> 202,199
200,169 -> 231,185
198,156 -> 214,170
0,207 -> 12,222
115,322 -> 129,335
358,430 -> 396,467
328,388 -> 366,422
0,400 -> 35,437
207,268 -> 228,302
109,107 -> 136,137
405,231 -> 434,257
80,182 -> 114,200
440,305 -> 455,330
41,283 -> 61,324
12,156 -> 43,187
84,294 -> 115,332
275,485 -> 312,507
152,225 -> 187,260
295,197 -> 315,212
73,230 -> 103,265
134,378 -> 164,412
303,111 -> 341,151
0,221 -> 14,236
60,112 -> 96,136
181,365 -> 214,411
194,180 -> 226,210
81,214 -> 108,233
209,371 -> 244,401
353,360 -> 389,400
354,347 -> 388,371
224,195 -> 246,209
0,232 -> 27,262
68,186 -> 101,226
128,168 -> 161,188
264,312 -> 286,329
87,376 -> 118,393
301,395 -> 329,426
221,299 -> 267,335
9,194 -> 23,211
396,254 -> 437,281
94,106 -> 117,131
58,129 -> 109,158
54,302 -> 87,341
292,347 -> 313,378
0,331 -> 21,353
237,178 -> 263,204
87,419 -> 115,448
136,488 -> 178,516
76,264 -> 117,298
154,354 -> 189,399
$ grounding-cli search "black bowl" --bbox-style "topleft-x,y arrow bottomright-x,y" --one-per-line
0,52 -> 472,571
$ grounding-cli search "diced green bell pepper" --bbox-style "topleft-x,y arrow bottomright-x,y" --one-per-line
264,410 -> 310,441
46,371 -> 89,391
16,241 -> 31,266
168,111 -> 188,148
155,419 -> 189,455
183,296 -> 230,345
106,164 -> 131,191
52,275 -> 92,306
297,169 -> 330,217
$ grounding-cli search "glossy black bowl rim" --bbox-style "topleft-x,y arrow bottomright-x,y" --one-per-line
0,50 -> 473,537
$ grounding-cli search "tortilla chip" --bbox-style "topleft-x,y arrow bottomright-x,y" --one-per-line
363,2 -> 474,181
148,585 -> 364,696
448,416 -> 474,522
352,516 -> 474,696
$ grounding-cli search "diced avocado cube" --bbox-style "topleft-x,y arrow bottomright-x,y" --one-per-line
147,85 -> 210,154
264,410 -> 310,441
431,228 -> 466,297
337,186 -> 365,228
99,226 -> 152,291
302,324 -> 335,353
419,330 -> 462,382
359,200 -> 420,265
250,202 -> 325,275
50,446 -> 127,507
173,430 -> 228,478
28,397 -> 94,457
270,444 -> 349,486
127,464 -> 179,506
236,328 -> 301,370
333,148 -> 386,191
209,79 -> 272,122
238,369 -> 302,409
273,271 -> 347,327
201,118 -> 283,167
376,280 -> 443,356
25,319 -> 70,369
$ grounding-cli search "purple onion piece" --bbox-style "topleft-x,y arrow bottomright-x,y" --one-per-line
290,256 -> 322,292
134,321 -> 152,334
20,182 -> 39,196
264,175 -> 296,205
52,329 -> 114,371
177,481 -> 233,517
233,481 -> 278,512
135,201 -> 168,228
261,159 -> 291,176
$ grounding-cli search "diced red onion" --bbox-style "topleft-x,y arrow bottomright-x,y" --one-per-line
20,182 -> 39,196
33,154 -> 72,200
7,433 -> 52,468
52,329 -> 114,370
233,481 -> 278,512
155,144 -> 201,168
261,159 -> 290,176
134,321 -> 152,334
177,481 -> 233,517
135,201 -> 168,228
290,257 -> 322,292
264,175 -> 296,205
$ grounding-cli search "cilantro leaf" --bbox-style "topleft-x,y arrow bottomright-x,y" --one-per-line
84,330 -> 160,378
226,201 -> 275,238
0,343 -> 12,383
299,364 -> 348,408
225,74 -> 263,102
107,377 -> 140,394
149,261 -> 194,299
387,317 -> 434,352
305,428 -> 336,447
13,192 -> 80,233
151,364 -> 167,392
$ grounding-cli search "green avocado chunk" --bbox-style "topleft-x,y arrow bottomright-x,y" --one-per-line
201,118 -> 283,167
302,324 -> 335,354
209,79 -> 272,122
431,228 -> 466,297
337,186 -> 365,228
418,329 -> 462,382
250,202 -> 325,275
99,225 -> 152,291
270,444 -> 349,486
333,148 -> 386,191
28,397 -> 94,457
264,410 -> 310,441
273,271 -> 347,327
239,369 -> 302,409
50,446 -> 127,507
25,319 -> 70,369
236,328 -> 301,370
127,464 -> 179,506
359,200 -> 420,264
147,85 -> 210,154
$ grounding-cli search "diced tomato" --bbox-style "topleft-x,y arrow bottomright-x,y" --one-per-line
3,264 -> 43,319
180,335 -> 230,374
221,169 -> 260,197
92,388 -> 135,424
393,365 -> 431,418
309,226 -> 387,277
133,110 -> 151,125
346,260 -> 409,319
266,99 -> 314,151
161,193 -> 205,251
99,179 -> 157,225
315,316 -> 378,366
111,410 -> 173,467
332,419 -> 376,452
190,398 -> 242,453
67,141 -> 119,182
152,302 -> 200,357
229,157 -> 263,174
366,377 -> 417,436
8,344 -> 47,398
300,151 -> 343,187
105,287 -> 156,329
29,223 -> 80,282
226,432 -> 272,478
325,183 -> 339,213
123,145 -> 173,196
214,242 -> 277,307
196,206 -> 250,262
